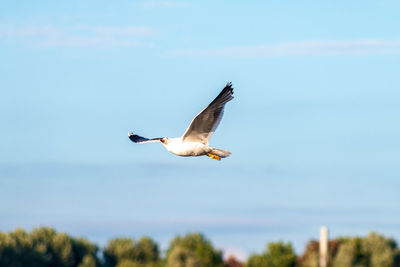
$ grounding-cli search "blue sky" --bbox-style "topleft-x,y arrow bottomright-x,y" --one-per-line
1,0 -> 400,260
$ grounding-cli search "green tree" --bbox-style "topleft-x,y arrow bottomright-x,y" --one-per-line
297,241 -> 318,267
103,236 -> 161,267
331,233 -> 400,267
246,253 -> 269,267
167,233 -> 223,267
116,259 -> 143,267
361,232 -> 396,267
0,227 -> 99,267
78,254 -> 97,267
0,228 -> 42,267
104,238 -> 136,267
166,246 -> 201,267
332,239 -> 358,267
134,237 -> 160,264
246,241 -> 296,267
73,237 -> 99,267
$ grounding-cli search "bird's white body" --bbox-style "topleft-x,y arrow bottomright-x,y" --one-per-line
161,138 -> 211,156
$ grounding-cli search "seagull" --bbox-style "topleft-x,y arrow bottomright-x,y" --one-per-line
128,82 -> 234,160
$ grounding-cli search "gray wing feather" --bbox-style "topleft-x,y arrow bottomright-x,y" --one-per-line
182,82 -> 234,144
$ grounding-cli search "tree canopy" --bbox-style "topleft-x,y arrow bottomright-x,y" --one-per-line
246,241 -> 296,267
0,227 -> 98,267
103,236 -> 160,267
166,233 -> 224,267
1,227 -> 400,267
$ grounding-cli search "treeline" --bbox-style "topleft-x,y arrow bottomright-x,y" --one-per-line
0,227 -> 400,267
248,233 -> 400,267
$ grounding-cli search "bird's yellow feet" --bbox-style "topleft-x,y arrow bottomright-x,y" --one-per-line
207,153 -> 221,161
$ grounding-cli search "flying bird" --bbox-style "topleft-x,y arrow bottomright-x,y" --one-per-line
128,82 -> 234,160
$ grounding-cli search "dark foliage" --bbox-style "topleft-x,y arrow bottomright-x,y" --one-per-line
1,227 -> 400,267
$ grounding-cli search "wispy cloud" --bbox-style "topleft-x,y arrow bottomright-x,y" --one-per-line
171,39 -> 400,57
0,24 -> 156,47
150,216 -> 277,227
0,25 -> 60,36
93,26 -> 155,36
140,0 -> 189,8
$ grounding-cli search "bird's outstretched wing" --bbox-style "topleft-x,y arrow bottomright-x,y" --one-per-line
128,133 -> 162,143
182,82 -> 234,144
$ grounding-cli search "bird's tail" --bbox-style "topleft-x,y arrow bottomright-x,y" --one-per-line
210,148 -> 231,158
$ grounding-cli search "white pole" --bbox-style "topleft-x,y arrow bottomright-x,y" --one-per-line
319,226 -> 328,267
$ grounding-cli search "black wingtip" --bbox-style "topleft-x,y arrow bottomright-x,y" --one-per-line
208,82 -> 234,106
224,82 -> 234,94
